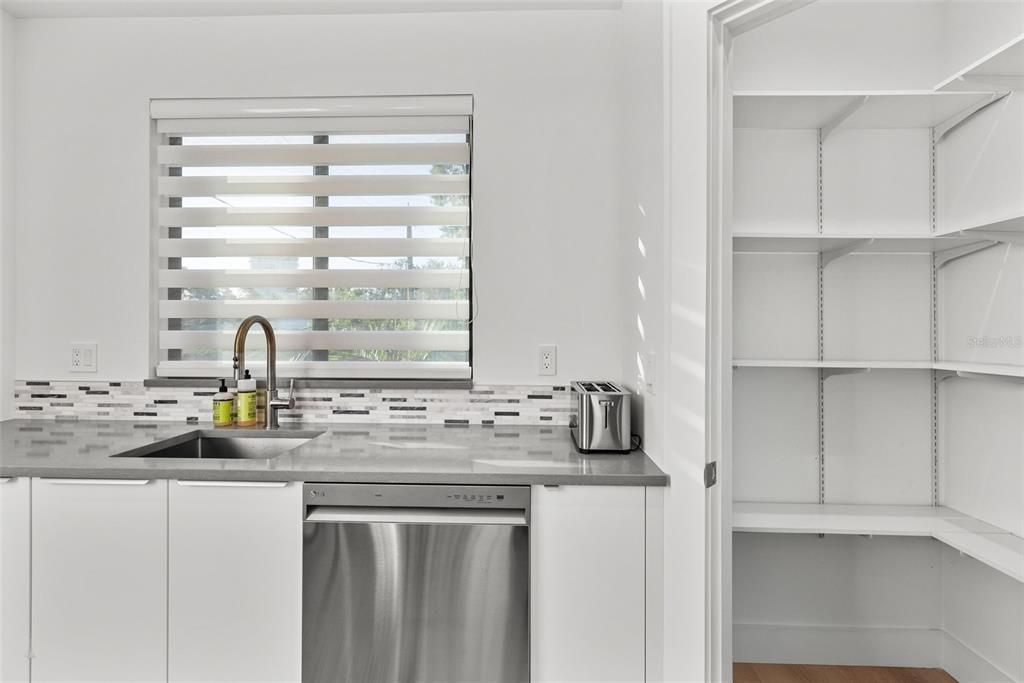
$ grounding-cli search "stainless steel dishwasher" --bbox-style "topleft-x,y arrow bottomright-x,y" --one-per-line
302,483 -> 530,683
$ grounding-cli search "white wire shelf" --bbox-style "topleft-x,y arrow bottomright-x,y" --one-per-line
935,33 -> 1024,92
734,502 -> 1024,584
733,91 -> 998,130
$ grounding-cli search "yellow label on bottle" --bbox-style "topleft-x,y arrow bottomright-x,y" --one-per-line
237,391 -> 257,427
213,399 -> 233,427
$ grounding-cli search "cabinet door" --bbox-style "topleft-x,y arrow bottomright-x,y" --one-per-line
168,480 -> 302,683
0,477 -> 30,683
530,485 -> 646,683
32,478 -> 167,683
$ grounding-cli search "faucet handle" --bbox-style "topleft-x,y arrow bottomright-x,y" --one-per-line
287,379 -> 295,408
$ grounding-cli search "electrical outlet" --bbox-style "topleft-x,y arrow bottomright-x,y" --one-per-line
70,343 -> 98,373
538,344 -> 557,376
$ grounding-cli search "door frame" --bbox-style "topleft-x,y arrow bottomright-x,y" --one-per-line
704,2 -> 817,681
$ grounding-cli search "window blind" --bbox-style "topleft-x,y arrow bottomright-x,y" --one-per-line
152,96 -> 473,380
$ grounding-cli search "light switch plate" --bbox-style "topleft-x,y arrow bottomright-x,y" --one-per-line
70,343 -> 98,373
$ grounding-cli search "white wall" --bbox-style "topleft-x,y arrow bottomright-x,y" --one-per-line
0,10 -> 14,419
621,1 -> 667,478
665,3 -> 713,680
12,10 -> 622,385
732,0 -> 946,91
621,2 -> 712,681
621,3 -> 668,678
735,534 -> 944,666
941,547 -> 1024,682
941,0 -> 1024,84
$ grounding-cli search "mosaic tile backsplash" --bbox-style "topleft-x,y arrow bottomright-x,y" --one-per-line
13,381 -> 574,426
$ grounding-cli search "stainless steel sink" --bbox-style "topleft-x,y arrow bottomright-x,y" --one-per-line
111,430 -> 323,460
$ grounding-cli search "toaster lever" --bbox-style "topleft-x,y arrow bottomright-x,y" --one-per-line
599,399 -> 613,430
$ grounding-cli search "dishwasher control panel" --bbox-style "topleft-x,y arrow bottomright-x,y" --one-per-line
303,483 -> 530,511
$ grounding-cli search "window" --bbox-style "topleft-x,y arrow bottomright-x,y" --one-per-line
152,96 -> 472,380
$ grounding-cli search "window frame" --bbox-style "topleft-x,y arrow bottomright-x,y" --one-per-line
149,96 -> 475,384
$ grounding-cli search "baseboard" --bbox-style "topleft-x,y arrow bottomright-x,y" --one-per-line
733,623 -> 1018,681
942,631 -> 1017,683
734,623 -> 942,667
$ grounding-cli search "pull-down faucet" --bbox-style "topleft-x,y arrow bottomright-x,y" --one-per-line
233,315 -> 295,429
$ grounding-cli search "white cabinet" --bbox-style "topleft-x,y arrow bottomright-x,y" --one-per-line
530,485 -> 646,683
168,480 -> 302,683
0,477 -> 30,683
31,478 -> 167,683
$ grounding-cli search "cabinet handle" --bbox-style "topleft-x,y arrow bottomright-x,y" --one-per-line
306,506 -> 527,526
176,480 -> 288,488
42,478 -> 151,485
0,477 -> 13,484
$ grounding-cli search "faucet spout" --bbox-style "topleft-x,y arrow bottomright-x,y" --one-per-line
233,315 -> 292,429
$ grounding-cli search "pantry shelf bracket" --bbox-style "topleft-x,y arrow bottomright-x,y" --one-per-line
935,92 -> 1010,142
934,241 -> 1001,269
820,95 -> 869,142
934,369 -> 958,383
821,239 -> 873,267
821,367 -> 870,381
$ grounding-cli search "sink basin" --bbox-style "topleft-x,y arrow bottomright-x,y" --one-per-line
112,430 -> 323,460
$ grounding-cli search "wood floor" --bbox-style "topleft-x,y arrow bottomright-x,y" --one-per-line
734,663 -> 958,683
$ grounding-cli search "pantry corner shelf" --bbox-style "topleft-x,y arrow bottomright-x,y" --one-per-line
940,214 -> 1024,242
733,90 -> 1000,130
733,360 -> 1024,379
935,33 -> 1024,92
933,362 -> 1024,381
732,232 -> 1012,255
733,360 -> 933,371
733,502 -> 1024,584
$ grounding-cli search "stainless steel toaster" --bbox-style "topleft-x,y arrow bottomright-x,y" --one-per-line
570,381 -> 632,453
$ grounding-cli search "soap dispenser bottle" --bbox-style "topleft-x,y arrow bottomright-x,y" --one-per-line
212,379 -> 234,428
236,370 -> 258,428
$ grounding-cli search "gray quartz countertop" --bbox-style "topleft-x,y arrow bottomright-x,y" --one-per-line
0,420 -> 668,486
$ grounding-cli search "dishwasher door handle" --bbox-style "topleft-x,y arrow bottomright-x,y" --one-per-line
305,505 -> 528,526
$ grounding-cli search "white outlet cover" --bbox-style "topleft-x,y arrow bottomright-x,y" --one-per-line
70,343 -> 98,373
538,344 -> 557,376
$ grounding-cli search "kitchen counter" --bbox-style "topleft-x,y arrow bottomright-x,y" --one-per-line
0,419 -> 668,486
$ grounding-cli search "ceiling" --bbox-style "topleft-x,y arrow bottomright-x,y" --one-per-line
1,0 -> 621,18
